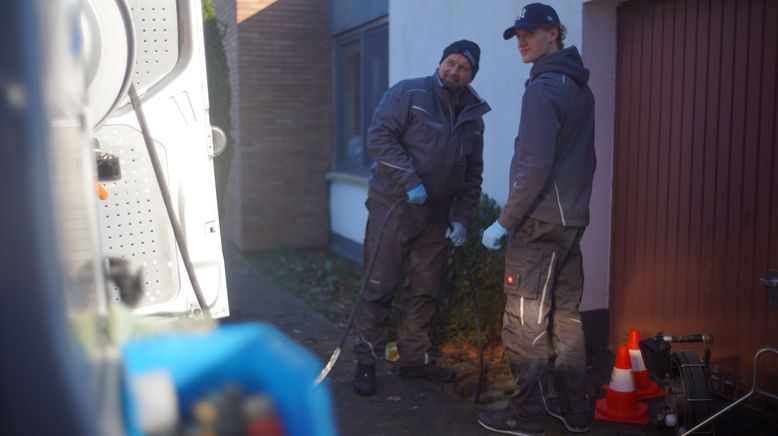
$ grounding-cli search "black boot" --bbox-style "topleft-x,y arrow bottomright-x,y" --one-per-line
398,362 -> 456,383
353,363 -> 377,396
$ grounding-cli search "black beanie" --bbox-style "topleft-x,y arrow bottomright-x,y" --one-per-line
440,39 -> 480,79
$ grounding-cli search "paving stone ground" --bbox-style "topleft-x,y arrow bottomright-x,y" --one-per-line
223,247 -> 777,436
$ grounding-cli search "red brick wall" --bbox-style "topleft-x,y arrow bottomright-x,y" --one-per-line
221,0 -> 332,250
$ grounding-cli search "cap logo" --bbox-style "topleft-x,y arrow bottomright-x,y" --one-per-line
547,15 -> 553,21
461,49 -> 476,70
518,8 -> 527,19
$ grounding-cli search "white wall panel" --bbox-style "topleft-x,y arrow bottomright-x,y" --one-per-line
329,181 -> 368,244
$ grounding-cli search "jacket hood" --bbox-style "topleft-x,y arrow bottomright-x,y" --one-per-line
530,46 -> 590,86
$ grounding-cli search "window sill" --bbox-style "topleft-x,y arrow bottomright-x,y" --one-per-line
325,171 -> 369,188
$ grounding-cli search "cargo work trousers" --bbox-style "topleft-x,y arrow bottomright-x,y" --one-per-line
353,198 -> 449,366
502,218 -> 589,425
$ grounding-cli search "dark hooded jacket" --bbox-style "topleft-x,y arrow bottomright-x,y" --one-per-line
366,71 -> 491,226
497,46 -> 596,230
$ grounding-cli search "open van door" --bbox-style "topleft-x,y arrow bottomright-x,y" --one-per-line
1,1 -> 228,434
84,0 -> 229,318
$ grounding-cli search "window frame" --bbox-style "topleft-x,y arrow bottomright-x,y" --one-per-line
332,17 -> 388,176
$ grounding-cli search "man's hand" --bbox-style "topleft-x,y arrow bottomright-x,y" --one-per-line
481,221 -> 507,250
445,222 -> 467,247
407,183 -> 428,204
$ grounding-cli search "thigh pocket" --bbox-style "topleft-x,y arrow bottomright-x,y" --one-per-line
504,247 -> 545,299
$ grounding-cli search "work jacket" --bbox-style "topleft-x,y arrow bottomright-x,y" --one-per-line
498,46 -> 596,230
367,71 -> 491,226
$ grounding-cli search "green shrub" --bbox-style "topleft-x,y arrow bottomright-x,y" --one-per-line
437,194 -> 506,348
202,0 -> 217,21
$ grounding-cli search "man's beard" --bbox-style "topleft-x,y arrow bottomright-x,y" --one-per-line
442,78 -> 466,93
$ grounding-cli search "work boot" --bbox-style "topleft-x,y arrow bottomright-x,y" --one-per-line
398,362 -> 456,383
542,396 -> 590,433
353,363 -> 376,396
478,409 -> 546,436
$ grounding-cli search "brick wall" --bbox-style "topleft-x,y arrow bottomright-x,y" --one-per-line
220,0 -> 332,250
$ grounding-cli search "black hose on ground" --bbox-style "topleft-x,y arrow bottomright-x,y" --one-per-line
315,197 -> 406,386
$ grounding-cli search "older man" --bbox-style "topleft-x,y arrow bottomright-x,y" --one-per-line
353,40 -> 491,396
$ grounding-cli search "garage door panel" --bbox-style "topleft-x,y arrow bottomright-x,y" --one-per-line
614,3 -> 639,331
723,0 -> 751,375
648,1 -> 666,327
699,0 -> 724,343
712,0 -> 736,360
665,0 -> 685,333
762,2 -> 778,310
689,0 -> 710,332
613,0 -> 778,398
612,6 -> 627,328
741,0 -> 768,372
676,0 -> 695,333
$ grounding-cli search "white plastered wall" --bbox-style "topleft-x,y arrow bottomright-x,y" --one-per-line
329,177 -> 369,244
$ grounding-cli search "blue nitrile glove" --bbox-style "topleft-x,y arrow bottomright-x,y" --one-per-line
482,221 -> 508,250
407,183 -> 428,204
445,222 -> 467,247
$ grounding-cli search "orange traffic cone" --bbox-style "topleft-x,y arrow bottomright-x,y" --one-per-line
595,345 -> 649,424
627,328 -> 664,399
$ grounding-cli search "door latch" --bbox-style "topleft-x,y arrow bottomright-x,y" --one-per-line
761,269 -> 778,308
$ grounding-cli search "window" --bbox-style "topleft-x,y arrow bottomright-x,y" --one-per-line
333,20 -> 388,175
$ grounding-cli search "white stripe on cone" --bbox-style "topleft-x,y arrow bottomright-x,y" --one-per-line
629,349 -> 647,371
608,367 -> 636,393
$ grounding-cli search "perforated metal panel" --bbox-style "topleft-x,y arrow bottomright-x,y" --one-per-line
128,0 -> 179,94
95,125 -> 180,307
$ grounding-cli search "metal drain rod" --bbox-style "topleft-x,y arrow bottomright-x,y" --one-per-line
128,84 -> 211,318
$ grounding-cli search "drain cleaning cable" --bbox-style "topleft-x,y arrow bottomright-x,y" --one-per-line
433,209 -> 487,404
315,197 -> 405,386
128,84 -> 211,318
313,203 -> 488,401
452,245 -> 485,404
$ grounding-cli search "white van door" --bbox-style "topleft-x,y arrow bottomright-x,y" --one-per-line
84,0 -> 229,318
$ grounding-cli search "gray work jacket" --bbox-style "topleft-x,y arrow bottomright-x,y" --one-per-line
367,71 -> 491,226
498,47 -> 596,230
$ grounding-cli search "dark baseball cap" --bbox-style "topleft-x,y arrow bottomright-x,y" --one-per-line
502,3 -> 560,40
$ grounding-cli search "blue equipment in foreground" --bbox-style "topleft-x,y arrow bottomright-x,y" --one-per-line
122,322 -> 337,436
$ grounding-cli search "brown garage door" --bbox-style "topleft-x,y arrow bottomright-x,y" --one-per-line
611,0 -> 778,399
